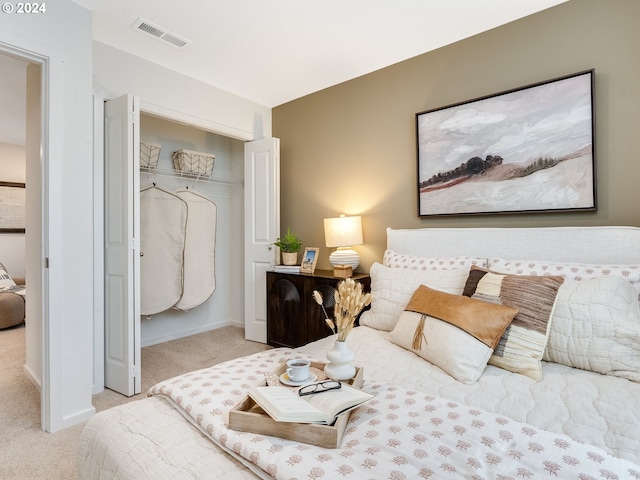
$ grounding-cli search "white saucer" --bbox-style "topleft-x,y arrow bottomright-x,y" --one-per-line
279,372 -> 317,386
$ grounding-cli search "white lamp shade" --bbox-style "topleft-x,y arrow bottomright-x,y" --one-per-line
323,216 -> 363,248
324,216 -> 363,270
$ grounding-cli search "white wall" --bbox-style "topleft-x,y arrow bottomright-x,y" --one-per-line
0,142 -> 26,277
0,0 -> 95,431
0,142 -> 26,181
138,114 -> 245,346
0,235 -> 24,278
93,42 -> 272,140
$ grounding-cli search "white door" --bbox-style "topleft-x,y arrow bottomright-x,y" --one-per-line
104,94 -> 141,396
244,137 -> 280,342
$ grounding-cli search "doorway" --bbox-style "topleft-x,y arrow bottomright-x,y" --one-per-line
0,46 -> 46,430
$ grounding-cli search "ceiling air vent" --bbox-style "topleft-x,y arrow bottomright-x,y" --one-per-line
131,17 -> 191,49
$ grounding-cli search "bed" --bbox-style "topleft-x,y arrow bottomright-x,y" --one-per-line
77,226 -> 640,479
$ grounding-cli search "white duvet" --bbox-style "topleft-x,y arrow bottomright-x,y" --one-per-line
77,327 -> 640,479
300,326 -> 640,465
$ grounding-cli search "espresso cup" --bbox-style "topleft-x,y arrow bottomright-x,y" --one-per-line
286,359 -> 311,382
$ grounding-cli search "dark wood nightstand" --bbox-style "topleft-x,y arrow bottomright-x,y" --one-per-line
266,270 -> 371,348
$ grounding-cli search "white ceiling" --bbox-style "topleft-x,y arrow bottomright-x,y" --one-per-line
1,0 -> 568,145
72,0 -> 568,108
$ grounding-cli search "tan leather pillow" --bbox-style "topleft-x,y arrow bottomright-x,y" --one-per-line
405,285 -> 518,349
389,285 -> 518,384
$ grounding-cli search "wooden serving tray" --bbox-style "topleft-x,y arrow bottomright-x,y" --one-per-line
228,362 -> 364,449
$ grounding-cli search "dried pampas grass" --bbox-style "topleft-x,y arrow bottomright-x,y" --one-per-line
313,278 -> 372,342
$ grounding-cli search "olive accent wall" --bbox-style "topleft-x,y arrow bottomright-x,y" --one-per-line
273,0 -> 640,274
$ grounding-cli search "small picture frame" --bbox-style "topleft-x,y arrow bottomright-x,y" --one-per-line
300,247 -> 319,274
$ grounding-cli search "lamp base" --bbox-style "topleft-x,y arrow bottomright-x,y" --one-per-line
333,265 -> 353,278
328,247 -> 360,271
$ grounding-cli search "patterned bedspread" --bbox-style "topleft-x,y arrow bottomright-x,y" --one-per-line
149,348 -> 640,480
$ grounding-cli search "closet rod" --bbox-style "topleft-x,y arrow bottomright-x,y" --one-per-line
140,167 -> 243,187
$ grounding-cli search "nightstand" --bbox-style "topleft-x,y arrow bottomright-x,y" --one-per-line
266,270 -> 371,348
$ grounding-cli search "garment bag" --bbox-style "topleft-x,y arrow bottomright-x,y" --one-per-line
173,189 -> 217,311
140,186 -> 188,315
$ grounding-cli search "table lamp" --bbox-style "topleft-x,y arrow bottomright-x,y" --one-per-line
323,215 -> 363,277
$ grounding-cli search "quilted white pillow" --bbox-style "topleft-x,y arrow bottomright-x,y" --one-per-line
383,250 -> 487,270
546,276 -> 640,382
489,258 -> 640,299
359,262 -> 473,331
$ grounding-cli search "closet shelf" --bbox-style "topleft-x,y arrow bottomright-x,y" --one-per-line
140,166 -> 243,187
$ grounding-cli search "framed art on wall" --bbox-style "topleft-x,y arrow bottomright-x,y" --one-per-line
0,182 -> 26,233
416,69 -> 596,217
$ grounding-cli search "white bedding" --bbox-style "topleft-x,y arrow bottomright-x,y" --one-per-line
301,327 -> 640,464
77,226 -> 640,479
77,326 -> 640,478
77,395 -> 256,480
139,343 -> 640,479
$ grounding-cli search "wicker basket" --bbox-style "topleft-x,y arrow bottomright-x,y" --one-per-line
140,142 -> 161,168
172,149 -> 215,177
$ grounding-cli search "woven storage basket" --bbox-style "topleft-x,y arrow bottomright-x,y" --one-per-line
172,149 -> 215,177
140,142 -> 161,168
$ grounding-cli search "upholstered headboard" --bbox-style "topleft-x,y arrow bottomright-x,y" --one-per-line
387,226 -> 640,264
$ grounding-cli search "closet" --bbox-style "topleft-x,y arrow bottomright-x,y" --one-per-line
104,95 -> 279,397
138,113 -> 244,347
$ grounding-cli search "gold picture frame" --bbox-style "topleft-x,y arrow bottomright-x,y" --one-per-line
300,247 -> 319,274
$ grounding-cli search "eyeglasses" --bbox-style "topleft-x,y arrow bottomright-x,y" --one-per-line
298,380 -> 342,397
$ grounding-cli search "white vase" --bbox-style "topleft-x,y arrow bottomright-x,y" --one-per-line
324,339 -> 356,381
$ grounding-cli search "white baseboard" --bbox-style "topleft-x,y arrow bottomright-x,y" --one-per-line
61,405 -> 96,431
23,363 -> 41,391
141,319 -> 239,347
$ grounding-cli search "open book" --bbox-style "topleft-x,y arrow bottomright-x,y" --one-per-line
248,382 -> 375,424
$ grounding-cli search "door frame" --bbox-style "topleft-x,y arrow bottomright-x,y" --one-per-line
0,40 -> 56,431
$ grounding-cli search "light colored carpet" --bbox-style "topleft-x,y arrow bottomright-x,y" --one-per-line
0,324 -> 271,479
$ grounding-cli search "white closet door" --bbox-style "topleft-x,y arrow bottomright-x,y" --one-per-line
104,94 -> 141,396
244,137 -> 280,342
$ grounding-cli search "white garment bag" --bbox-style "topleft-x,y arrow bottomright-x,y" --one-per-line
139,186 -> 188,315
173,189 -> 217,311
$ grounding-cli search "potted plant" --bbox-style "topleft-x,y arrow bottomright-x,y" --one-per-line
273,227 -> 303,265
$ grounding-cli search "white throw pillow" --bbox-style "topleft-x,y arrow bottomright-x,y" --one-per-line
546,276 -> 640,382
0,263 -> 16,289
360,262 -> 473,331
383,250 -> 487,270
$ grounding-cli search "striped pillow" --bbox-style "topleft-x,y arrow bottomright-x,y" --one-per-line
463,266 -> 564,381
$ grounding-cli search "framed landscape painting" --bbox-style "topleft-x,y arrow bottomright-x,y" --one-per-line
416,70 -> 596,217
